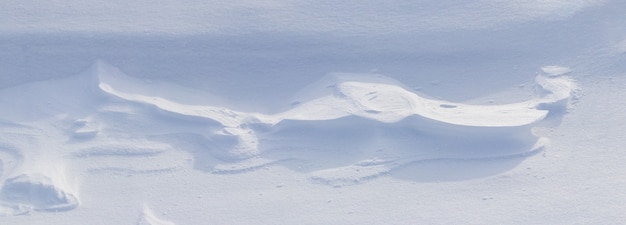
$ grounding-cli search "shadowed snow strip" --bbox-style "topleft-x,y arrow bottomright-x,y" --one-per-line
541,65 -> 572,76
70,140 -> 188,175
0,0 -> 604,34
310,137 -> 548,187
0,143 -> 23,182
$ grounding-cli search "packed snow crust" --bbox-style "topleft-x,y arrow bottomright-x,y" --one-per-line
2,0 -> 626,224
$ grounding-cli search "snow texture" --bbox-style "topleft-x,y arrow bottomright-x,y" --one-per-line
1,0 -> 626,224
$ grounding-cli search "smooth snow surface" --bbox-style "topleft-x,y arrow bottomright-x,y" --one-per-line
1,0 -> 626,224
0,0 -> 605,34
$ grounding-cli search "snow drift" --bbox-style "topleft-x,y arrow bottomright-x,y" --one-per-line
0,60 -> 578,213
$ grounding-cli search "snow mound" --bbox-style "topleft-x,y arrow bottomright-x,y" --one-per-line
91,61 -> 577,185
0,60 -> 580,203
137,206 -> 176,225
0,173 -> 79,214
536,74 -> 579,110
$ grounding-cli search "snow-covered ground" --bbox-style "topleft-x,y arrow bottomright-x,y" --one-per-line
1,1 -> 625,224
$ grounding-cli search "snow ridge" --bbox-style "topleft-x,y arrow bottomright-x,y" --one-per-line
89,61 -> 577,186
95,61 -> 576,159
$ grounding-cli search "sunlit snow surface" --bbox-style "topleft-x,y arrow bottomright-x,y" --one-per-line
0,59 -> 576,214
1,0 -> 626,224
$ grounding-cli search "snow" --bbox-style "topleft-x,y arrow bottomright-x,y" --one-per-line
0,0 -> 605,34
1,0 -> 626,224
137,206 -> 176,225
541,65 -> 572,76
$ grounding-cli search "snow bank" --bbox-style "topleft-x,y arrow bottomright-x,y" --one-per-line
91,61 -> 576,185
0,173 -> 78,214
0,59 -> 580,217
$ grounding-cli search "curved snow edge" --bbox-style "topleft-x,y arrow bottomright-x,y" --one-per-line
92,61 -> 577,159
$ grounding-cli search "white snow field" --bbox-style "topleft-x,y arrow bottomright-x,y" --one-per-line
1,0 -> 626,224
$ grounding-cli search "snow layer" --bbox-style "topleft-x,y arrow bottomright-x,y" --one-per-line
1,0 -> 626,224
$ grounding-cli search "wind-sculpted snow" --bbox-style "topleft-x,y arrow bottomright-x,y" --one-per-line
97,61 -> 574,128
0,61 -> 577,216
94,61 -> 576,184
1,174 -> 79,214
